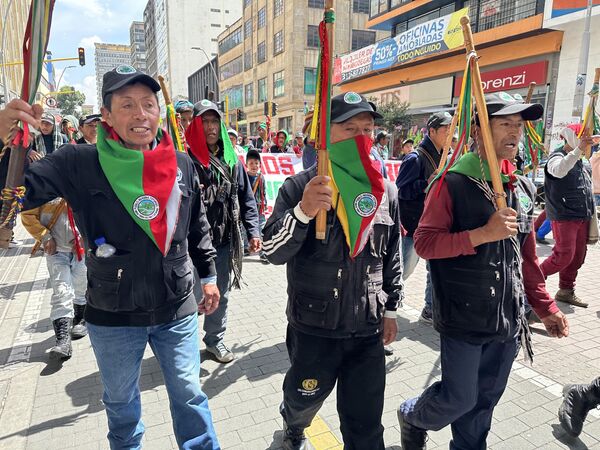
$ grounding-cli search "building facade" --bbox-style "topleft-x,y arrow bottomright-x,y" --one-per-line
0,0 -> 30,103
143,0 -> 243,107
130,21 -> 147,72
336,0 -> 561,146
542,0 -> 600,150
188,57 -> 219,104
94,43 -> 132,108
217,0 -> 386,137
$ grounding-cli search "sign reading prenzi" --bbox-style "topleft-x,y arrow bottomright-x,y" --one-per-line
334,7 -> 468,84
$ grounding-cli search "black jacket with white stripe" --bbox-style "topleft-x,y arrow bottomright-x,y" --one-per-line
263,166 -> 403,338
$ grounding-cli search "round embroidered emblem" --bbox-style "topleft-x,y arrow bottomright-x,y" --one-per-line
133,195 -> 159,220
302,379 -> 318,391
343,92 -> 362,104
518,192 -> 532,213
354,193 -> 378,217
176,168 -> 183,182
116,64 -> 137,74
499,92 -> 514,103
200,99 -> 212,107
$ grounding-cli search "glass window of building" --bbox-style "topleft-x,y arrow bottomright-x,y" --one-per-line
353,0 -> 369,14
308,0 -> 324,7
273,70 -> 285,98
274,31 -> 284,55
220,56 -> 243,81
244,49 -> 253,71
257,41 -> 266,63
218,27 -> 242,55
307,25 -> 319,48
258,78 -> 267,102
304,68 -> 317,95
244,19 -> 252,39
351,30 -> 376,50
245,83 -> 254,106
258,8 -> 266,29
274,0 -> 284,17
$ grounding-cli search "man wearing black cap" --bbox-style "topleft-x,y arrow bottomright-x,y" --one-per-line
397,92 -> 568,450
263,92 -> 402,450
185,99 -> 260,364
12,65 -> 222,449
396,111 -> 452,325
400,138 -> 414,159
77,114 -> 101,144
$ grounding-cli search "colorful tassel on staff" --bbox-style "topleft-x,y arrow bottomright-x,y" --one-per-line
165,103 -> 185,152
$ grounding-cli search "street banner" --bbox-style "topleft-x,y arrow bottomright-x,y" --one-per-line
334,7 -> 467,84
239,153 -> 401,217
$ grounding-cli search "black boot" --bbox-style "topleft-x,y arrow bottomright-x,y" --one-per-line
559,377 -> 600,437
280,403 -> 313,450
71,304 -> 87,339
50,317 -> 72,360
398,408 -> 427,450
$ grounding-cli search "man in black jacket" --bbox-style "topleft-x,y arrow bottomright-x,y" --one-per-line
263,93 -> 402,450
186,99 -> 260,363
76,114 -> 101,144
395,111 -> 452,324
4,67 -> 222,449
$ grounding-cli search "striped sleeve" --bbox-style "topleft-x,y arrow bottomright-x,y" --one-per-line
262,177 -> 310,265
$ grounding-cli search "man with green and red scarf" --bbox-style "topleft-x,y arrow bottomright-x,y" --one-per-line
11,66 -> 222,449
262,92 -> 402,450
185,99 -> 260,363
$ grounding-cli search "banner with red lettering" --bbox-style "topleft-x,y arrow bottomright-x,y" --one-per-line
239,153 -> 401,217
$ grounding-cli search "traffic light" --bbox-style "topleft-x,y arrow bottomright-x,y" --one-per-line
236,109 -> 246,121
78,47 -> 85,66
263,101 -> 269,116
272,102 -> 278,117
217,101 -> 225,112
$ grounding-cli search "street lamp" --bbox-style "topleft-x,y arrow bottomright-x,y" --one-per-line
55,65 -> 77,92
191,47 -> 219,99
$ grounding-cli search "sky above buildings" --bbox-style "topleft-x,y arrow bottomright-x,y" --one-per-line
46,0 -> 147,110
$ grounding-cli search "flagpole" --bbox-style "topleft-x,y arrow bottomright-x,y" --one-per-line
437,109 -> 459,170
461,16 -> 507,209
523,82 -> 537,176
581,67 -> 599,159
315,0 -> 334,240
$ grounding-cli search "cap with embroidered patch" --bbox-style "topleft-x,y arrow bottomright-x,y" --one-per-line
330,92 -> 383,123
193,99 -> 222,119
101,65 -> 160,106
481,91 -> 543,121
79,114 -> 101,126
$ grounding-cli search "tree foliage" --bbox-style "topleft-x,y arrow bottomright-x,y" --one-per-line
373,100 -> 412,131
56,85 -> 86,117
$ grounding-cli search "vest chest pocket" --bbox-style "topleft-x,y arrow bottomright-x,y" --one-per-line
366,265 -> 385,323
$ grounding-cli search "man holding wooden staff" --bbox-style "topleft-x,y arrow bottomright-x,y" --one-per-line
397,92 -> 569,450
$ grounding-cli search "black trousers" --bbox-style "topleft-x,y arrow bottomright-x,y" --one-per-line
282,325 -> 385,450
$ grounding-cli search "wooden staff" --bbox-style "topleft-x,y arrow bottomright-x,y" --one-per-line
437,109 -> 460,170
461,16 -> 507,209
582,68 -> 600,159
158,75 -> 172,106
0,143 -> 27,248
315,0 -> 334,240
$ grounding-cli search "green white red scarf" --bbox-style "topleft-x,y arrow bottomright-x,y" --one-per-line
96,123 -> 182,255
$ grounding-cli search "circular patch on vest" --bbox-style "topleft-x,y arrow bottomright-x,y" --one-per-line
133,195 -> 159,220
518,192 -> 533,213
344,92 -> 362,104
200,99 -> 212,107
116,64 -> 137,74
176,168 -> 183,182
354,193 -> 378,217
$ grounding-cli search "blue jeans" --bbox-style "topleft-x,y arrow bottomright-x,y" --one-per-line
400,335 -> 517,450
87,314 -> 220,450
46,251 -> 86,321
203,243 -> 230,347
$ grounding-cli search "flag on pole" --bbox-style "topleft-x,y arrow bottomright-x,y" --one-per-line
165,103 -> 185,152
579,80 -> 599,142
523,119 -> 544,170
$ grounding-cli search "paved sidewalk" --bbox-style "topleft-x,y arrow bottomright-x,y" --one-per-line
0,223 -> 599,449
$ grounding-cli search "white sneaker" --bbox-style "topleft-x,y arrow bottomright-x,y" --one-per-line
206,342 -> 235,363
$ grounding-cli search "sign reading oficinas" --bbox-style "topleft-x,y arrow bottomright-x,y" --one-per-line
334,8 -> 468,84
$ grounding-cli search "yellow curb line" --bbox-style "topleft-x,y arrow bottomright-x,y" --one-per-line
305,415 -> 343,450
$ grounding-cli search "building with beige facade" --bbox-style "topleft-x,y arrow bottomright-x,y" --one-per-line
217,0 -> 387,136
0,0 -> 30,103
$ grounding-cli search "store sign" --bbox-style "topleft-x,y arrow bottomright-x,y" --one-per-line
551,0 -> 600,18
333,8 -> 468,84
453,61 -> 548,97
367,86 -> 410,105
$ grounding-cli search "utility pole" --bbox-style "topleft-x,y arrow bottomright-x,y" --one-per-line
572,0 -> 594,118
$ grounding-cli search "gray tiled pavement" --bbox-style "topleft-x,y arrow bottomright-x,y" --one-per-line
0,222 -> 599,449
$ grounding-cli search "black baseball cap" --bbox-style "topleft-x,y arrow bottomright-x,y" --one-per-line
79,114 -> 101,126
482,91 -> 544,121
101,65 -> 160,105
331,92 -> 383,123
402,138 -> 414,146
427,111 -> 453,130
193,99 -> 223,119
